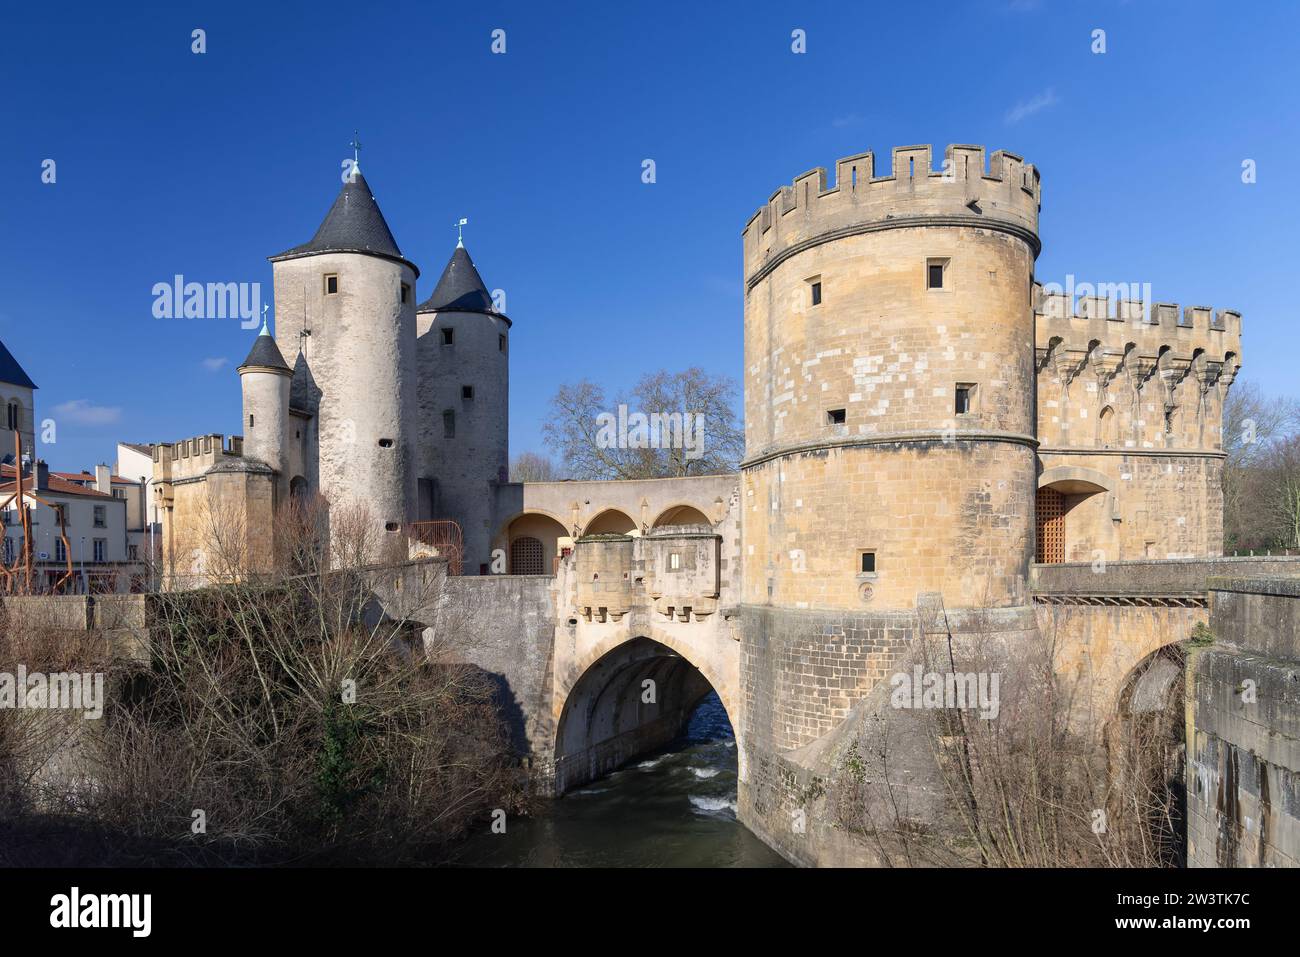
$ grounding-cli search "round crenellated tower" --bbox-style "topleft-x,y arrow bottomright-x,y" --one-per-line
738,144 -> 1042,759
268,168 -> 418,550
742,144 -> 1040,610
415,241 -> 510,574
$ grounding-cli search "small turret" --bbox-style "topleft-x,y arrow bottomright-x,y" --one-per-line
238,321 -> 292,492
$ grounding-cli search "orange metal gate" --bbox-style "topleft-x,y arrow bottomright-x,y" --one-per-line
1035,487 -> 1065,564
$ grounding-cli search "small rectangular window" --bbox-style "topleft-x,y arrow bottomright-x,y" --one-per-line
669,552 -> 681,570
811,281 -> 822,306
443,409 -> 455,438
324,274 -> 339,295
442,328 -> 454,346
927,258 -> 949,290
498,334 -> 506,352
955,383 -> 976,415
93,538 -> 106,562
827,408 -> 846,425
859,551 -> 876,575
93,505 -> 106,528
400,282 -> 410,304
248,413 -> 255,428
462,385 -> 474,400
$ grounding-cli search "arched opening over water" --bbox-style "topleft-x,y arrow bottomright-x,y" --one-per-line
553,636 -> 734,795
1112,644 -> 1187,866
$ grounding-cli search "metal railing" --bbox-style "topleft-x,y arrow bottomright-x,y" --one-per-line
406,520 -> 464,575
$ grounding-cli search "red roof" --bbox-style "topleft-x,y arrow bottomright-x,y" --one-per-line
0,464 -> 115,498
51,470 -> 138,486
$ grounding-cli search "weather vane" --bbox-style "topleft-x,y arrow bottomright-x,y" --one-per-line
455,217 -> 468,247
349,130 -> 362,174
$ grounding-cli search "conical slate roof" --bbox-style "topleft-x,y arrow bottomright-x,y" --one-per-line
269,171 -> 418,276
0,338 -> 36,390
417,245 -> 508,322
238,324 -> 291,372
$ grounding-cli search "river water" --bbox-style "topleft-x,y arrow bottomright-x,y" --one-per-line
451,692 -> 789,867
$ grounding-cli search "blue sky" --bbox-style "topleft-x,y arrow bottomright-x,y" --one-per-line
2,0 -> 1296,471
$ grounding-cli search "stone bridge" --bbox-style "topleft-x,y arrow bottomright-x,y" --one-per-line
420,503 -> 1300,814
32,539 -> 1298,865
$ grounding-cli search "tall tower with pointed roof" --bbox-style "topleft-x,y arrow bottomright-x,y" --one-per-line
416,242 -> 510,573
268,170 -> 418,551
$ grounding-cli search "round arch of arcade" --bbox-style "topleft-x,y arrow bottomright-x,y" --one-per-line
651,502 -> 715,529
497,509 -> 572,576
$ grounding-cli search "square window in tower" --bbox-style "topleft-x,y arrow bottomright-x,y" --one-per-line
443,410 -> 455,438
442,328 -> 455,346
324,274 -> 339,295
499,334 -> 507,352
400,283 -> 410,304
927,258 -> 949,290
827,408 -> 846,425
462,385 -> 474,400
955,383 -> 976,415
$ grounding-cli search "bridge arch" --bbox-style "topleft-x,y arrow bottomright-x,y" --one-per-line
553,628 -> 741,794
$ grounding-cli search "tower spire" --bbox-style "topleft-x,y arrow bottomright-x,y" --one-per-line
350,130 -> 362,176
455,217 -> 467,248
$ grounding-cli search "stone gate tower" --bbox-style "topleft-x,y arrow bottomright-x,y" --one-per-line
739,145 -> 1041,755
268,170 -> 418,550
415,242 -> 511,573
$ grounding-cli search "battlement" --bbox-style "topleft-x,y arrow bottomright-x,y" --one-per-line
1034,282 -> 1242,370
152,433 -> 246,484
743,144 -> 1041,284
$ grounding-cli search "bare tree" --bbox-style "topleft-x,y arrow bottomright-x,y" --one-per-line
1222,381 -> 1300,550
0,495 -> 523,865
510,451 -> 561,483
542,368 -> 744,479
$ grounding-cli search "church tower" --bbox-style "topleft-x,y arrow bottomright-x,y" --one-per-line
415,238 -> 510,574
267,165 -> 418,554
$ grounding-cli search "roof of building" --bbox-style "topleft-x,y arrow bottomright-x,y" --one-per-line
268,171 -> 418,276
52,470 -> 138,486
417,245 -> 510,324
119,442 -> 154,456
238,324 -> 291,372
0,339 -> 37,390
0,464 -> 114,499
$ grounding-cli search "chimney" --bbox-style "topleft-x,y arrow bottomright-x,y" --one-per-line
96,463 -> 112,494
35,460 -> 49,491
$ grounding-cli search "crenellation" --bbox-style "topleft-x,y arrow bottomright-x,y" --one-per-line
743,144 -> 1042,281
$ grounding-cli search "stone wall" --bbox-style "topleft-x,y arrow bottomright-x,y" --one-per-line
1187,577 -> 1300,867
